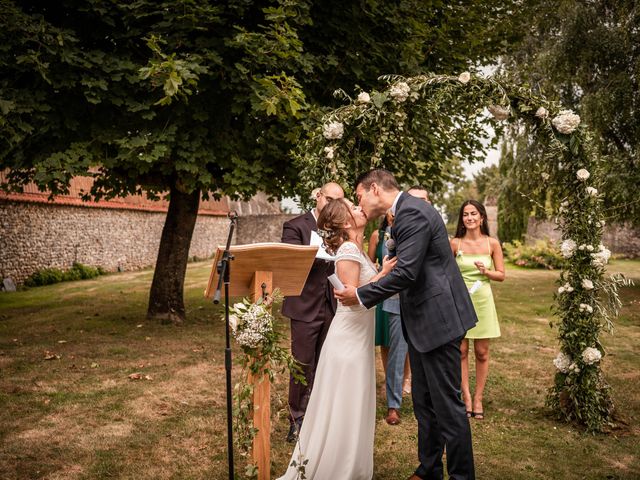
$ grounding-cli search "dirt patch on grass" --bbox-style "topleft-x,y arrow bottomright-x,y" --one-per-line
127,361 -> 222,420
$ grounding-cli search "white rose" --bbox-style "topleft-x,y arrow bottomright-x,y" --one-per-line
553,352 -> 572,373
591,245 -> 611,268
322,121 -> 344,140
552,110 -> 581,134
458,72 -> 471,84
324,146 -> 335,159
576,168 -> 590,181
357,92 -> 371,104
586,245 -> 594,252
566,285 -> 574,293
389,82 -> 411,102
582,278 -> 594,290
586,186 -> 598,197
488,105 -> 510,121
560,239 -> 577,258
535,107 -> 549,119
541,172 -> 550,180
558,286 -> 566,294
581,347 -> 602,365
229,314 -> 239,333
578,244 -> 586,251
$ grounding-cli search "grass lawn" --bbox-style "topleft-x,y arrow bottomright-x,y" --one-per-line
0,260 -> 638,479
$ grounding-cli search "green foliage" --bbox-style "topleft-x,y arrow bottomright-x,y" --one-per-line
502,0 -> 640,225
474,164 -> 502,203
24,263 -> 104,287
503,239 -> 564,270
0,0 -> 525,203
228,292 -> 305,466
24,268 -> 65,287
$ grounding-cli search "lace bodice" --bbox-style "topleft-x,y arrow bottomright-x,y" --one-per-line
335,241 -> 377,286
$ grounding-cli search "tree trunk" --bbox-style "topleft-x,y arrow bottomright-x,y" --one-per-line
147,184 -> 200,324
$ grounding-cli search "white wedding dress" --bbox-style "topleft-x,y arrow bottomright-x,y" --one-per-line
278,241 -> 378,480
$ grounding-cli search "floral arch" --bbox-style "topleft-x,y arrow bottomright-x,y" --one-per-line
294,72 -> 629,432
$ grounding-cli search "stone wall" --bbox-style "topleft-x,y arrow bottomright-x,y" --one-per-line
526,218 -> 640,257
236,213 -> 298,244
0,200 -> 229,284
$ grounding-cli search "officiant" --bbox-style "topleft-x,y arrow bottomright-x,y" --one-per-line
281,182 -> 344,443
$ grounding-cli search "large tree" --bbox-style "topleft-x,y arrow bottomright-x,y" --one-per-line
0,0 -> 524,322
499,0 -> 640,235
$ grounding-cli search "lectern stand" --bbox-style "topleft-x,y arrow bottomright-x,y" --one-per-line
205,242 -> 318,480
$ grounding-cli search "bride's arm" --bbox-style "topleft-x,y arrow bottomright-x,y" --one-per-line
369,255 -> 397,283
336,259 -> 361,287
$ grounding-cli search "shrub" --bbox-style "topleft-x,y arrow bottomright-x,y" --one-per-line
24,268 -> 65,287
503,239 -> 564,269
24,263 -> 104,287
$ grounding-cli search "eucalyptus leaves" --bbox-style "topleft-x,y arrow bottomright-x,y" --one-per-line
294,71 -> 631,432
227,291 -> 304,472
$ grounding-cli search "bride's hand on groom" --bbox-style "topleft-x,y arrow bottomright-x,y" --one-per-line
334,285 -> 359,306
381,255 -> 397,275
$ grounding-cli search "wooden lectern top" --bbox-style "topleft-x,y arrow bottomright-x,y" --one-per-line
204,242 -> 319,299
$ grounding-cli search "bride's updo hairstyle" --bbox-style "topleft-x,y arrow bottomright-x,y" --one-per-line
317,198 -> 355,255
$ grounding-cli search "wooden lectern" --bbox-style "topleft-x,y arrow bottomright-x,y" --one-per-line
205,242 -> 319,480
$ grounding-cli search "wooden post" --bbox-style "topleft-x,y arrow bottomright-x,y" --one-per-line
250,271 -> 273,480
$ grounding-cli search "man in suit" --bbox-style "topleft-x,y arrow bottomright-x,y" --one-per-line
281,181 -> 344,442
336,169 -> 477,480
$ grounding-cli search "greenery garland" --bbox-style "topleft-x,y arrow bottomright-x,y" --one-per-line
227,291 -> 304,477
293,72 -> 631,432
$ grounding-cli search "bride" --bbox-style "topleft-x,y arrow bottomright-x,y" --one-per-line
278,198 -> 397,480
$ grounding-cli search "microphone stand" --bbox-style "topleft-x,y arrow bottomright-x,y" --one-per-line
213,211 -> 238,480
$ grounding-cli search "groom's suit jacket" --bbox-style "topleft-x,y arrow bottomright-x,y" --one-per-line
358,193 -> 477,352
281,211 -> 337,321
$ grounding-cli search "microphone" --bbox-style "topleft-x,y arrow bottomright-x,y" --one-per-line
385,238 -> 396,259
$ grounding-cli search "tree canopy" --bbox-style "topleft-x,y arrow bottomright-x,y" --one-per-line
499,0 -> 640,232
1,0 -> 525,201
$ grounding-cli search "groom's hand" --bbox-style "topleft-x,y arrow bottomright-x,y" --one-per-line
334,285 -> 360,306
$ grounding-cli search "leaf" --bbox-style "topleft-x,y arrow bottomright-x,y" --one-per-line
44,351 -> 60,360
371,92 -> 387,109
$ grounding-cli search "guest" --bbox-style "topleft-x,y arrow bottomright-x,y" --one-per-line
368,211 -> 406,425
281,182 -> 344,442
450,200 -> 505,419
367,215 -> 390,382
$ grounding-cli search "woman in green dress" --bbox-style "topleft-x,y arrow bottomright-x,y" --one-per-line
451,200 -> 505,420
367,215 -> 391,371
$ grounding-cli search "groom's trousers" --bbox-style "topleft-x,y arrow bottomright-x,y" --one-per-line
408,336 -> 475,480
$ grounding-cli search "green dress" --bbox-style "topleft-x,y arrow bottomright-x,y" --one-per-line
374,228 -> 390,347
455,237 -> 501,339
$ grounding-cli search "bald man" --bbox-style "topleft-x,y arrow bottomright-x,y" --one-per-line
281,182 -> 344,442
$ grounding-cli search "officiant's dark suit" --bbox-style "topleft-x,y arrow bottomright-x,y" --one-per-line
357,187 -> 477,480
281,182 -> 343,442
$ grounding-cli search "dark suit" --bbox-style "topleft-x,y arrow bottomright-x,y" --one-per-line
358,193 -> 477,480
281,211 -> 337,424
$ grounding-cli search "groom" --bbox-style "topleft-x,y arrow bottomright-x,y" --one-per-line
336,169 -> 477,480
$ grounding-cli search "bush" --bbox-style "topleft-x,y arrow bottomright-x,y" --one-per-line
503,239 -> 565,270
24,263 -> 105,287
24,268 -> 65,287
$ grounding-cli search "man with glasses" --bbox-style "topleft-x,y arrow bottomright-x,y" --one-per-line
281,182 -> 344,442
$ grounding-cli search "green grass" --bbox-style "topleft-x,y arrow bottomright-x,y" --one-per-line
0,260 -> 638,479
